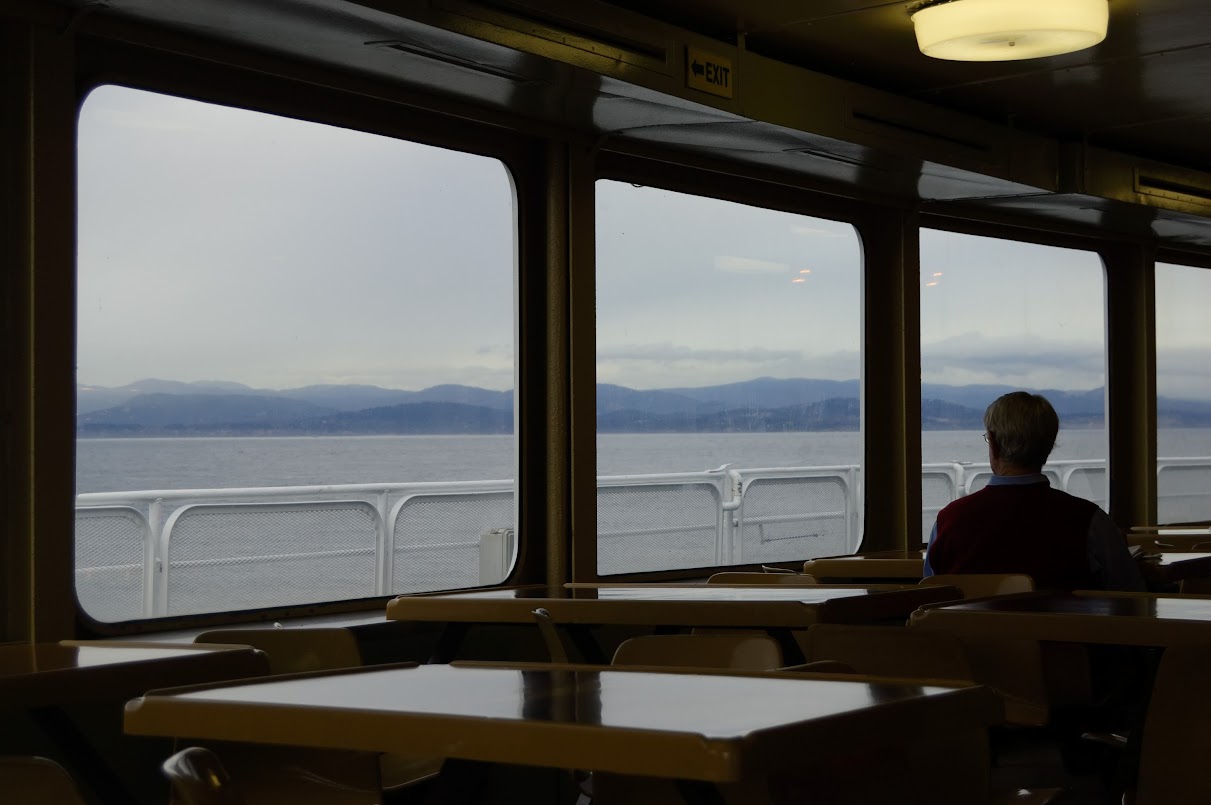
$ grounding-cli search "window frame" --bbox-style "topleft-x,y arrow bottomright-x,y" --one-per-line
68,40 -> 547,634
921,214 -> 1158,530
1152,256 -> 1211,524
582,150 -> 912,579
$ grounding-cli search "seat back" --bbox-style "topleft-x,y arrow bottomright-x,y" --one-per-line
706,571 -> 818,585
802,624 -> 974,683
612,633 -> 784,671
195,628 -> 361,674
0,756 -> 88,805
920,573 -> 1035,598
1134,643 -> 1211,805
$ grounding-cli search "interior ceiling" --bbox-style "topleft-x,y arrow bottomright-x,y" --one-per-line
604,0 -> 1211,175
45,0 -> 1211,246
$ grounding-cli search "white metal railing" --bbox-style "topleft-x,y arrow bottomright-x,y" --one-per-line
75,458 -> 1210,621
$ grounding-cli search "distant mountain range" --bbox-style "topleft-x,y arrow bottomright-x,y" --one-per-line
75,377 -> 1211,436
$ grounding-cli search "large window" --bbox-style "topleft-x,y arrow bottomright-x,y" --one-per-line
919,229 -> 1108,541
1155,262 -> 1211,523
76,86 -> 517,621
595,181 -> 862,573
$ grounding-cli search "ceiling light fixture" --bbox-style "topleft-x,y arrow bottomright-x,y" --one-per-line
910,0 -> 1108,61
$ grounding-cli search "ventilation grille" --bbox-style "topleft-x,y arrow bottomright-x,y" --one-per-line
1136,169 -> 1211,210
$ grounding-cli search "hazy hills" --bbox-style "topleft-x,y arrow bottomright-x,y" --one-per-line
75,377 -> 1211,436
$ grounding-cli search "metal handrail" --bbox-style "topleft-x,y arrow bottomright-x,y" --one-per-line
74,457 -> 1211,620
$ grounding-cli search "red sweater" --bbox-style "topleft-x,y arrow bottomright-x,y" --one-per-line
929,480 -> 1099,590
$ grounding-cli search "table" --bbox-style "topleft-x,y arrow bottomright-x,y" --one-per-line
125,662 -> 1001,795
1,641 -> 268,801
387,584 -> 958,662
910,590 -> 1211,647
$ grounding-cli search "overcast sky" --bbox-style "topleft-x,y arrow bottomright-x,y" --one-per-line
78,85 -> 1211,400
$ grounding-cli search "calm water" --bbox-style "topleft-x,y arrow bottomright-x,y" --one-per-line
75,429 -> 1211,494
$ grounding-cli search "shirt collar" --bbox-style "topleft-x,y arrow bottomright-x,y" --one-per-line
987,473 -> 1050,486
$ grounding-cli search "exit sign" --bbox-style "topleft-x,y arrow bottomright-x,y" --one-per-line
686,46 -> 734,99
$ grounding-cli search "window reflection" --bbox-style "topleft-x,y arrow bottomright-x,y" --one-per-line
1155,262 -> 1211,523
595,181 -> 862,573
919,229 -> 1108,541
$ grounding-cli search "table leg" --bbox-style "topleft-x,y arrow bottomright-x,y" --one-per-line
429,623 -> 470,663
565,626 -> 607,665
768,628 -> 806,664
675,779 -> 729,805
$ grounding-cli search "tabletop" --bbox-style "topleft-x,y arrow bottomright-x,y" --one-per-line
1138,552 -> 1211,584
386,584 -> 956,629
125,662 -> 1001,783
0,640 -> 269,709
910,590 -> 1211,647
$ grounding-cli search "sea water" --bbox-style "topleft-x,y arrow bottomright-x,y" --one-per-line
75,429 -> 1211,494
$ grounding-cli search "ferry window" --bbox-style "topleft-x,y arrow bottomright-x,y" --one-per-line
1155,262 -> 1211,524
595,181 -> 862,574
76,85 -> 517,622
919,229 -> 1107,542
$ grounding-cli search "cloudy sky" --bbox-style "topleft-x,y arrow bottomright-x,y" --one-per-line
78,85 -> 1211,400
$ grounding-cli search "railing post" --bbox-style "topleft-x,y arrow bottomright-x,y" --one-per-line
375,489 -> 391,595
150,497 -> 167,618
846,466 -> 860,553
721,470 -> 743,565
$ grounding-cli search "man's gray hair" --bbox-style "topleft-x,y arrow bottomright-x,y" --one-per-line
983,391 -> 1059,469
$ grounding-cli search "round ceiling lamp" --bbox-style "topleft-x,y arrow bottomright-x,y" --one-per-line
910,0 -> 1109,61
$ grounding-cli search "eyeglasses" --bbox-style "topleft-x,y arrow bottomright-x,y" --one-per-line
983,433 -> 991,443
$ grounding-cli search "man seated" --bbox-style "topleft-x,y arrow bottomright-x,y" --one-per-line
924,391 -> 1143,591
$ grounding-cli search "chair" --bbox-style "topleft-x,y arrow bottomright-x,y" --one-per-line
920,573 -> 1036,598
1125,643 -> 1211,805
591,634 -> 786,804
800,556 -> 923,582
706,571 -> 818,585
532,607 -> 572,663
917,574 -> 1093,722
611,633 -> 785,671
0,756 -> 88,805
164,744 -> 388,805
162,747 -> 245,805
778,659 -> 858,674
802,625 -> 1074,801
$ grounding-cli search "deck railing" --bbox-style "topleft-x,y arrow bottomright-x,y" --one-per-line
75,458 -> 1209,621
